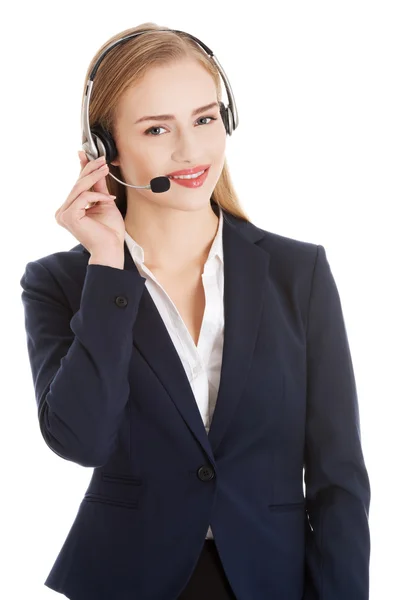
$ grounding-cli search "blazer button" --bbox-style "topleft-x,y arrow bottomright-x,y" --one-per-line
197,465 -> 215,481
115,296 -> 128,307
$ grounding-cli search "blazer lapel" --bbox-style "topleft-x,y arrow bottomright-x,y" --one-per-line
122,204 -> 270,462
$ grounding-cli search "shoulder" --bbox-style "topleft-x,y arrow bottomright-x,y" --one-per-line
22,243 -> 88,273
227,214 -> 321,274
19,244 -> 88,304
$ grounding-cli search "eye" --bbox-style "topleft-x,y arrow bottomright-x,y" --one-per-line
144,115 -> 218,136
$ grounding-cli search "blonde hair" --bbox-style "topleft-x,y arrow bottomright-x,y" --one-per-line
81,23 -> 250,222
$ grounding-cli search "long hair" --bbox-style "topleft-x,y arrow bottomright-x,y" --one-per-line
81,22 -> 250,222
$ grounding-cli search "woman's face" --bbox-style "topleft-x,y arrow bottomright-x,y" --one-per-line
110,58 -> 227,211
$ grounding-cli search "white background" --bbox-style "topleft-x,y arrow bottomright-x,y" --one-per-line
2,1 -> 399,598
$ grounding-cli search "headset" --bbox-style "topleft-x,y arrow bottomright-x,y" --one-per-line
81,28 -> 239,168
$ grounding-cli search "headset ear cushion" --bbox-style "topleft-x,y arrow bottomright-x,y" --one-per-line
90,124 -> 118,163
219,102 -> 230,135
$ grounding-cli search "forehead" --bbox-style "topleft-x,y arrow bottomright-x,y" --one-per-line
117,59 -> 216,118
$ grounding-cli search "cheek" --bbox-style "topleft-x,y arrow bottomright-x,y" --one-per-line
212,138 -> 226,170
122,147 -> 159,172
214,127 -> 227,154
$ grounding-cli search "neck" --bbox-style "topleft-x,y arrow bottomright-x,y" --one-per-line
124,197 -> 220,272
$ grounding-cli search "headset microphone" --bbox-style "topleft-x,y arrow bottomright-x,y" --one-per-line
146,177 -> 171,193
107,168 -> 171,193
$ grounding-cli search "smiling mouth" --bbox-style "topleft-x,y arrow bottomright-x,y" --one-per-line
168,167 -> 210,180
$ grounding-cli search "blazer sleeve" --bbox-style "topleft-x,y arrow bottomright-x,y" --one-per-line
20,260 -> 146,468
303,245 -> 371,600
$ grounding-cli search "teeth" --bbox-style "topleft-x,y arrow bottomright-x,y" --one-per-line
171,169 -> 205,180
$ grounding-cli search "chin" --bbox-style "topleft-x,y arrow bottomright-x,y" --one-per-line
160,196 -> 213,212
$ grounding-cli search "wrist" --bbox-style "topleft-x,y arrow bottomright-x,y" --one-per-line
88,250 -> 125,270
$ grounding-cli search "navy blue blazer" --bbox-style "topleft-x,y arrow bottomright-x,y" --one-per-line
20,201 -> 371,600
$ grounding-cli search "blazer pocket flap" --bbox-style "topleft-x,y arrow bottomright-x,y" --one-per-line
84,471 -> 144,507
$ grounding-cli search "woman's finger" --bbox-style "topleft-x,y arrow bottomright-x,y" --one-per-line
78,151 -> 111,196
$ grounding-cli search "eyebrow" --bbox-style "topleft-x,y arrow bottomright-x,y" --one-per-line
133,102 -> 219,125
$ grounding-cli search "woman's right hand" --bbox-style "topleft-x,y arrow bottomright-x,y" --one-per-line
55,152 -> 126,255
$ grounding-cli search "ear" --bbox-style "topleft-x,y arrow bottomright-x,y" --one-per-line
110,158 -> 120,166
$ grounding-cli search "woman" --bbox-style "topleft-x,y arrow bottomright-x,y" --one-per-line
20,23 -> 371,600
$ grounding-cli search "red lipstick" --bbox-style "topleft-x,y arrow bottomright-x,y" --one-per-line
167,166 -> 210,188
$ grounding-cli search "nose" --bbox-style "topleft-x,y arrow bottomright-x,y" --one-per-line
172,128 -> 204,162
